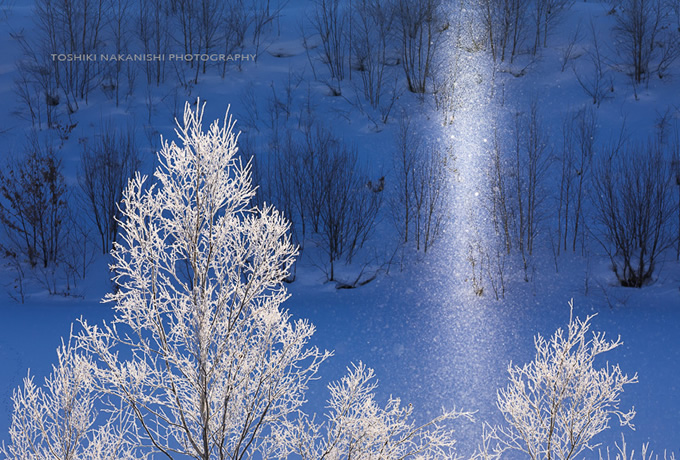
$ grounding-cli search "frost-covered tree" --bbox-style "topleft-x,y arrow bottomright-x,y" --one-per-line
0,336 -> 138,460
75,100 -> 329,459
478,301 -> 638,460
4,101 -> 466,460
599,435 -> 677,460
290,362 -> 470,459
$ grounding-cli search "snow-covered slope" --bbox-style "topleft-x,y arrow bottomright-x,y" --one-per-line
0,0 -> 678,456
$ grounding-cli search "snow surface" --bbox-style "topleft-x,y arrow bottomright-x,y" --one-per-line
0,0 -> 678,457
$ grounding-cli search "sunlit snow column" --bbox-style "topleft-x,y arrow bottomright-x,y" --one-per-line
441,5 -> 495,285
423,2 -> 512,452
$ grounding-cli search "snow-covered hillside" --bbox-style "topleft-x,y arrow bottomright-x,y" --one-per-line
0,0 -> 678,457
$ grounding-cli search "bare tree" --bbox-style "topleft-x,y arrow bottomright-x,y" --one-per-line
671,124 -> 680,260
556,112 -> 575,257
432,46 -> 461,126
174,0 -> 232,82
556,107 -> 598,256
251,127 -> 308,259
351,0 -> 395,109
511,102 -> 551,278
487,123 -> 512,255
138,0 -> 170,86
592,140 -> 677,287
653,29 -> 680,80
668,0 -> 680,30
613,0 -> 679,84
390,113 -> 419,245
484,238 -> 508,300
570,106 -> 596,253
480,0 -> 528,63
242,82 -> 386,283
559,21 -> 582,72
0,135 -> 68,268
300,125 -> 336,234
197,0 -> 226,76
394,0 -> 446,94
573,22 -> 612,107
244,0 -> 287,58
220,0 -> 250,77
175,0 -> 197,60
477,133 -> 512,302
411,143 -> 450,253
30,0 -> 107,108
104,0 -> 135,106
309,0 -> 349,94
613,0 -> 659,83
312,129 -> 382,281
391,113 -> 450,253
466,240 -> 486,297
78,124 -> 140,253
60,213 -> 98,292
533,0 -> 572,54
13,55 -> 54,129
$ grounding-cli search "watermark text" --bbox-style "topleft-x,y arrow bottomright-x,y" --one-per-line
50,53 -> 257,62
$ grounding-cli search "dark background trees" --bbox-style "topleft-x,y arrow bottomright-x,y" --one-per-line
592,140 -> 677,287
